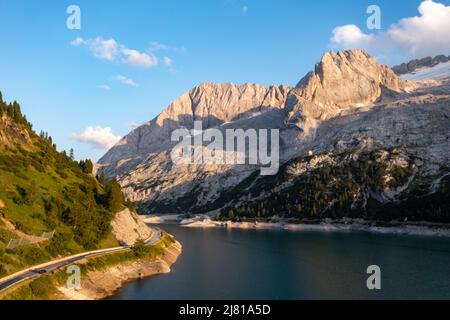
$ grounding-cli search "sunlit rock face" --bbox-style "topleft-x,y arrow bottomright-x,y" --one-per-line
99,49 -> 450,214
287,49 -> 414,126
99,83 -> 290,176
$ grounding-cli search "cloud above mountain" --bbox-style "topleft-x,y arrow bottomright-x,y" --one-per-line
330,0 -> 450,62
72,37 -> 157,68
72,126 -> 121,150
114,75 -> 137,86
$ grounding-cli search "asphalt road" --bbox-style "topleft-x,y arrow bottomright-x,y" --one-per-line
0,228 -> 162,294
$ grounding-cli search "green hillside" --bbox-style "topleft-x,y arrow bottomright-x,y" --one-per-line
0,92 -> 127,277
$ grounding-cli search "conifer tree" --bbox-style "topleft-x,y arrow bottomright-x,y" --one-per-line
105,179 -> 124,213
69,148 -> 75,161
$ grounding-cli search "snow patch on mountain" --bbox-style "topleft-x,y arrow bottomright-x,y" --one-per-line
401,61 -> 450,81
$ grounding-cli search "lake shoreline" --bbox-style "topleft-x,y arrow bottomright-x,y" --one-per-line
56,240 -> 182,300
143,214 -> 450,237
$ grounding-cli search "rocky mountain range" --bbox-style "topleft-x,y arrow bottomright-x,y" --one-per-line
393,54 -> 450,75
99,49 -> 450,221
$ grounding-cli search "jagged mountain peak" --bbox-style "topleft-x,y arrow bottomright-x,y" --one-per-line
191,81 -> 264,92
155,82 -> 290,127
99,81 -> 291,174
100,49 -> 414,177
294,49 -> 411,110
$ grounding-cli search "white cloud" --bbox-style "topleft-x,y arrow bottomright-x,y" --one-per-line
149,41 -> 168,51
331,25 -> 373,47
149,41 -> 187,58
163,56 -> 173,67
72,37 -> 119,61
242,6 -> 249,14
72,126 -> 121,150
72,36 -> 157,68
71,37 -> 84,46
114,75 -> 137,86
121,50 -> 155,68
121,48 -> 157,68
330,0 -> 450,62
97,84 -> 111,91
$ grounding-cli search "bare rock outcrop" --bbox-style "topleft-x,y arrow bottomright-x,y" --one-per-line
287,49 -> 413,127
99,83 -> 290,178
110,208 -> 152,246
0,115 -> 33,150
393,54 -> 450,75
57,240 -> 182,300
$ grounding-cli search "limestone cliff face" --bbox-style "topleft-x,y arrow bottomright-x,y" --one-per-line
98,49 -> 450,215
110,208 -> 152,246
99,83 -> 290,178
287,49 -> 413,127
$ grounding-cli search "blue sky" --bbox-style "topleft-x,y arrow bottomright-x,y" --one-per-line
0,0 -> 449,161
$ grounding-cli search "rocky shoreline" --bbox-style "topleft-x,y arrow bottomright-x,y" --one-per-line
56,240 -> 182,300
144,214 -> 450,238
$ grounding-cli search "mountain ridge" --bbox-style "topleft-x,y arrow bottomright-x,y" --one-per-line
98,49 -> 450,220
393,54 -> 450,75
99,82 -> 291,177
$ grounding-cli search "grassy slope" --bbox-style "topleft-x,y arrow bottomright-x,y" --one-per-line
0,116 -> 120,277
